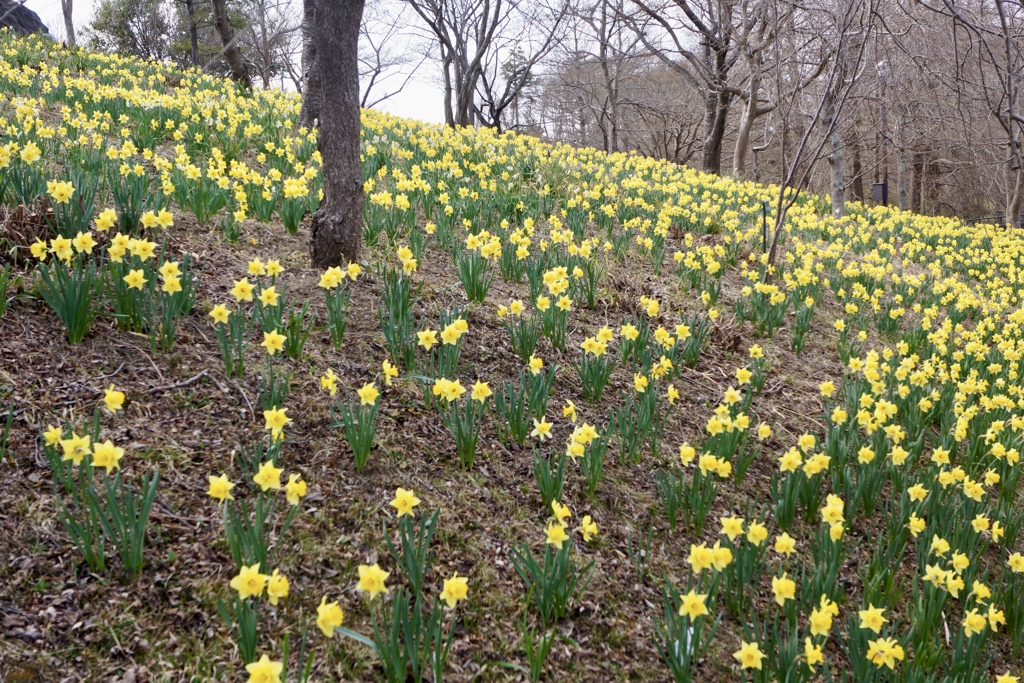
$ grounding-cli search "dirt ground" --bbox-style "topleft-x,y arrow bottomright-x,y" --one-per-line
0,210 -> 932,682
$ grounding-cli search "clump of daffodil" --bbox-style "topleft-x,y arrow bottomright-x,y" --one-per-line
333,381 -> 380,472
320,262 -> 358,349
42,420 -> 157,580
508,507 -> 595,625
435,375 -> 488,469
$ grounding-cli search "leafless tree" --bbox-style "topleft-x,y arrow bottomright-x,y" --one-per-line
475,2 -> 569,129
765,0 -> 874,265
360,0 -> 427,108
917,0 -> 1024,225
623,0 -> 747,175
172,0 -> 201,66
403,0 -> 501,126
210,0 -> 253,88
554,0 -> 643,152
237,0 -> 301,89
403,0 -> 569,129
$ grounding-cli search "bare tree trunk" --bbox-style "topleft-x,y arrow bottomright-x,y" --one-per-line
702,90 -> 729,175
598,2 -> 619,154
733,82 -> 757,177
61,0 -> 75,47
851,136 -> 864,201
701,92 -> 717,172
608,87 -> 620,152
211,0 -> 253,89
298,0 -> 320,129
922,156 -> 933,214
442,51 -> 455,126
911,152 -> 923,212
829,122 -> 845,218
186,0 -> 199,66
824,63 -> 845,218
1007,163 -> 1023,226
896,147 -> 908,210
454,56 -> 476,127
258,0 -> 270,87
599,64 -> 618,153
700,29 -> 732,176
878,75 -> 888,186
311,0 -> 366,268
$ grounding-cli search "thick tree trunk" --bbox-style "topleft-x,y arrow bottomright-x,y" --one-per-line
701,92 -> 717,171
298,0 -> 320,128
454,59 -> 476,127
702,90 -> 729,175
61,0 -> 75,47
211,0 -> 253,89
310,0 -> 366,268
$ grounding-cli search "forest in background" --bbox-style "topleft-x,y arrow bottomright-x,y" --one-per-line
70,0 -> 1024,224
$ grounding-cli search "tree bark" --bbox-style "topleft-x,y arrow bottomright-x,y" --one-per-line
61,0 -> 75,47
911,152 -> 923,212
701,89 -> 730,175
597,2 -> 619,154
702,32 -> 732,176
828,123 -> 844,218
851,136 -> 864,202
258,0 -> 270,88
733,84 -> 757,177
441,49 -> 454,127
454,52 -> 476,127
823,80 -> 844,218
896,146 -> 908,211
298,0 -> 321,128
1007,162 -> 1023,227
211,0 -> 253,89
310,0 -> 366,268
186,0 -> 199,66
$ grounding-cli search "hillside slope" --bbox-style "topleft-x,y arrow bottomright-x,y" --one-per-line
1,30 -> 1023,682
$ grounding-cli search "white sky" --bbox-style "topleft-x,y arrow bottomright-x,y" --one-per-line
24,0 -> 445,124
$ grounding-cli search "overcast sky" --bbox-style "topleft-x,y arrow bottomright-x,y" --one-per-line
24,0 -> 446,124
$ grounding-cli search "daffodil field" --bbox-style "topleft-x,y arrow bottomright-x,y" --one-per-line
3,28 -> 1024,683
